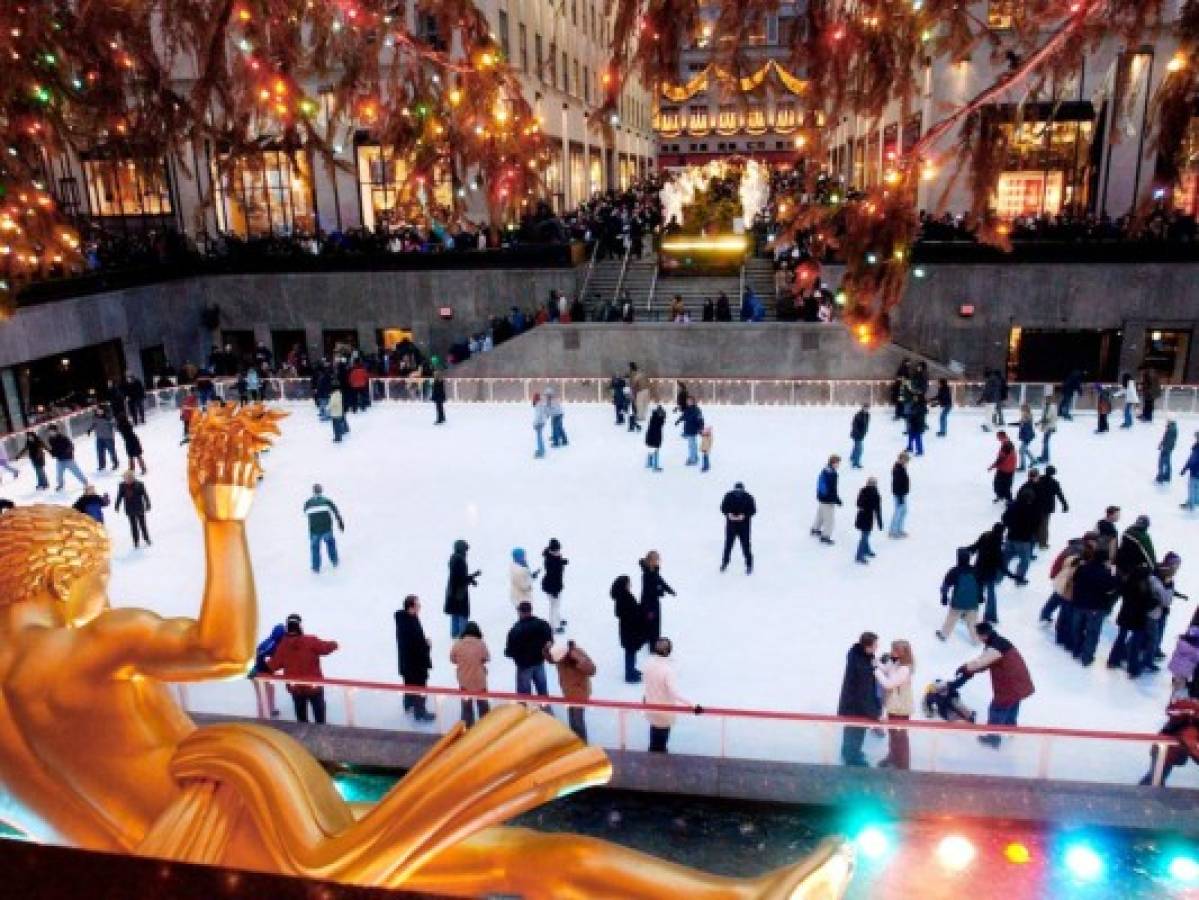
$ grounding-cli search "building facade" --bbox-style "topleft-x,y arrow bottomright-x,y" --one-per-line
37,1 -> 657,245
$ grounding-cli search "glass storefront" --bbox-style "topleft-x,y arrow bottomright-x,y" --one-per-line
82,158 -> 173,218
213,150 -> 316,237
989,111 -> 1094,218
355,145 -> 453,231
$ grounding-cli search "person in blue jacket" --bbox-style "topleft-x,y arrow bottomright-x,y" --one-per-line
811,455 -> 843,544
1182,431 -> 1199,511
675,397 -> 704,466
250,623 -> 287,718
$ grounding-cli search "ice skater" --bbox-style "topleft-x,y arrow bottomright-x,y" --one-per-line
1037,392 -> 1058,463
720,481 -> 756,574
849,403 -> 869,468
329,383 -> 349,442
532,392 -> 548,458
46,424 -> 86,491
639,550 -> 675,647
611,575 -> 643,683
1157,420 -> 1178,484
114,470 -> 151,548
811,455 -> 842,545
988,430 -> 1016,503
509,548 -> 539,608
1119,372 -> 1140,428
445,539 -> 480,638
304,484 -> 345,573
86,405 -> 120,472
700,425 -> 713,472
854,477 -> 883,564
1016,405 -> 1035,471
905,398 -> 927,456
1179,431 -> 1199,510
676,396 -> 704,466
541,538 -> 569,634
937,549 -> 982,644
645,403 -> 665,470
14,430 -> 48,489
431,372 -> 447,425
610,374 -> 628,425
932,378 -> 953,436
546,389 -> 568,447
889,452 -> 911,538
116,415 -> 147,475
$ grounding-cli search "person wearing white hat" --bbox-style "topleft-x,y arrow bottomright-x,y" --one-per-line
549,640 -> 596,741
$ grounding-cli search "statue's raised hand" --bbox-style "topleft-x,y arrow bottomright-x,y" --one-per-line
187,403 -> 286,521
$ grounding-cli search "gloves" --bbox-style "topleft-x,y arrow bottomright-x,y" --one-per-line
693,705 -> 704,715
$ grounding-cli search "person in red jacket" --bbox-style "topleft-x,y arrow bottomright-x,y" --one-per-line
179,390 -> 200,445
960,622 -> 1035,748
266,613 -> 339,723
988,430 -> 1017,504
347,362 -> 369,413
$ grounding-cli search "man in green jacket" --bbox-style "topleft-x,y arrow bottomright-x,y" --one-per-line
305,483 -> 345,573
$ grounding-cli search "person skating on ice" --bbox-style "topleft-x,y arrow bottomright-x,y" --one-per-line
849,403 -> 869,468
304,484 -> 345,573
115,470 -> 151,548
988,430 -> 1017,504
645,403 -> 666,470
700,425 -> 713,472
532,392 -> 548,458
445,539 -> 480,639
889,452 -> 911,538
676,396 -> 704,466
854,477 -> 883,564
395,595 -> 435,722
720,481 -> 756,574
611,575 -> 644,683
811,454 -> 842,545
541,538 -> 569,634
546,389 -> 568,447
639,550 -> 675,648
509,547 -> 540,608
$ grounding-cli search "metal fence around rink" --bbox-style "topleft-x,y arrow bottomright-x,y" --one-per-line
176,674 -> 1189,790
5,377 -> 1199,454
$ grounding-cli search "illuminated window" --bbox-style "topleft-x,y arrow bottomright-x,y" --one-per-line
355,146 -> 454,232
745,106 -> 766,130
687,106 -> 710,132
775,103 -> 797,128
656,107 -> 681,132
718,106 -> 740,131
988,0 -> 1015,29
82,158 -> 173,217
993,172 -> 1065,218
213,150 -> 315,238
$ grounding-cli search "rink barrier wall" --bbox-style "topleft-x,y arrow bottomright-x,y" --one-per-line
185,675 -> 1184,790
5,377 -> 1199,451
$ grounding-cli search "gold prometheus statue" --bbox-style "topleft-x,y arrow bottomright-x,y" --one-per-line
0,404 -> 852,898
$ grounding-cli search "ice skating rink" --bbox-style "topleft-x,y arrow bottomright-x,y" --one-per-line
7,399 -> 1197,783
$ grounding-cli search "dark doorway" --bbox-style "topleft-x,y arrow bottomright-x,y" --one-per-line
1142,329 -> 1192,384
323,329 -> 359,359
1008,328 -> 1122,383
16,339 -> 126,416
271,329 -> 307,367
139,344 -> 168,382
220,330 -> 256,369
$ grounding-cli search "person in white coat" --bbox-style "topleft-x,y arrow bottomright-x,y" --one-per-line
874,639 -> 915,769
532,394 -> 549,458
1119,372 -> 1140,429
509,547 -> 539,608
642,638 -> 701,752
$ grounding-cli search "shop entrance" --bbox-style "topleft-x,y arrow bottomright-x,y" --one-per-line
1142,329 -> 1192,384
1007,327 -> 1122,383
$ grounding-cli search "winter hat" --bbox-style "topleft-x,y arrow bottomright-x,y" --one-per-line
1164,552 -> 1182,568
454,539 -> 469,553
512,548 -> 527,565
548,642 -> 569,663
1135,515 -> 1151,530
734,482 -> 745,490
548,538 -> 561,552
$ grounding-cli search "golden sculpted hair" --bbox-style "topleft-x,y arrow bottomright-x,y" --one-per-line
0,506 -> 109,606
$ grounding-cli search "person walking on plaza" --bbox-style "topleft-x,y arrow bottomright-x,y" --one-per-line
643,637 -> 699,753
676,396 -> 704,466
1119,372 -> 1140,429
854,477 -> 883,564
304,484 -> 345,574
811,455 -> 843,545
933,378 -> 953,436
431,372 -> 447,425
328,383 -> 349,442
115,415 -> 147,475
849,403 -> 870,469
905,397 -> 927,457
645,403 -> 666,470
938,549 -> 983,643
1033,465 -> 1069,551
266,613 -> 339,724
46,424 -> 86,491
550,640 -> 597,741
395,595 -> 435,722
505,601 -> 553,698
960,623 -> 1035,748
541,538 -> 569,634
720,481 -> 756,573
988,431 -> 1017,504
1071,547 -> 1122,667
889,452 -> 911,538
837,632 -> 882,767
449,621 -> 490,726
532,392 -> 549,458
1016,405 -> 1035,472
1182,432 -> 1199,511
509,547 -> 539,608
640,550 -> 676,647
86,405 -> 120,472
875,639 -> 915,769
611,575 -> 644,683
1158,420 -> 1179,484
444,539 -> 480,638
14,430 -> 49,490
114,470 -> 151,548
546,388 -> 569,447
1037,393 -> 1058,463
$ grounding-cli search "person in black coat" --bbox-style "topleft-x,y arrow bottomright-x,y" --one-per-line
114,471 -> 151,548
115,415 -> 147,475
854,478 -> 883,564
645,405 -> 666,471
1072,549 -> 1122,665
541,538 -> 569,633
1001,483 -> 1041,584
639,551 -> 675,646
889,452 -> 911,538
969,523 -> 1025,624
906,398 -> 928,456
444,539 -> 480,638
395,594 -> 435,721
1107,566 -> 1157,677
838,632 -> 882,766
1032,464 -> 1069,550
611,575 -> 643,682
720,481 -> 757,573
702,297 -> 715,322
14,431 -> 49,490
431,373 -> 447,424
715,292 -> 732,322
124,373 -> 147,425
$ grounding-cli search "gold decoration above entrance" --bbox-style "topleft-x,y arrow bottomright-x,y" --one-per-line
661,60 -> 809,101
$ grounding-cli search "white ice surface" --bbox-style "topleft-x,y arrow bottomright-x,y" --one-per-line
6,400 -> 1197,786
